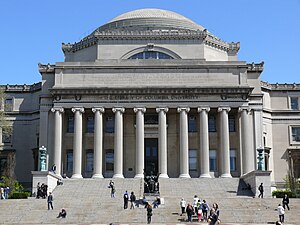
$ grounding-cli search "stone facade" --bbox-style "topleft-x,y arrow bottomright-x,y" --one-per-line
0,9 -> 299,189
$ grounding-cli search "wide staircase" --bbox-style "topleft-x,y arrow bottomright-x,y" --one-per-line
0,178 -> 299,224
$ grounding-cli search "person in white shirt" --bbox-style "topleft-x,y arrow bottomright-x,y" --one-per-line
193,195 -> 199,215
277,203 -> 285,223
180,198 -> 186,216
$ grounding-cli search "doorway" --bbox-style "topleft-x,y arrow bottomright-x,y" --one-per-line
144,138 -> 158,176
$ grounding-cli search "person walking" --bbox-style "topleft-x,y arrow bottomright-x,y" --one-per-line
111,184 -> 116,198
258,183 -> 264,198
201,199 -> 209,222
123,190 -> 129,209
186,203 -> 194,222
208,208 -> 219,225
146,203 -> 153,224
277,203 -> 285,223
130,191 -> 136,209
180,198 -> 186,216
47,192 -> 54,210
282,194 -> 290,210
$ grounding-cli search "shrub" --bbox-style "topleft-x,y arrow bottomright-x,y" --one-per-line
272,190 -> 296,198
9,191 -> 30,199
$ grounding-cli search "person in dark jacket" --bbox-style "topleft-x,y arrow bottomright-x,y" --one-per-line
186,203 -> 194,222
47,192 -> 54,210
130,191 -> 136,209
282,194 -> 290,210
146,203 -> 153,224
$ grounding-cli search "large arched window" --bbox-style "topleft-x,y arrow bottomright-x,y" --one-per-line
129,51 -> 173,59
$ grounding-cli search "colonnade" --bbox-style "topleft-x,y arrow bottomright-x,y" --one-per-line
51,105 -> 253,179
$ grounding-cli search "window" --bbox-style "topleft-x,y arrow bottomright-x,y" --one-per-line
4,98 -> 13,112
188,115 -> 197,133
67,116 -> 74,133
66,151 -> 73,172
145,114 -> 158,125
86,116 -> 94,133
208,116 -> 216,132
291,127 -> 300,142
85,150 -> 93,172
209,150 -> 217,171
105,149 -> 114,171
105,116 -> 114,133
290,97 -> 299,110
229,115 -> 236,132
189,149 -> 197,172
230,149 -> 237,171
129,51 -> 173,59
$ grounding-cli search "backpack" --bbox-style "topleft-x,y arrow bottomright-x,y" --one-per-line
202,203 -> 208,211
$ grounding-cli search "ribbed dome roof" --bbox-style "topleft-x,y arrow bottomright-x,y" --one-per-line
96,8 -> 204,32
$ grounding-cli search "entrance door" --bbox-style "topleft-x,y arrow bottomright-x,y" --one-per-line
144,138 -> 158,176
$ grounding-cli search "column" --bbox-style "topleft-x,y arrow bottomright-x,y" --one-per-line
112,107 -> 125,178
239,107 -> 254,174
51,107 -> 64,176
198,106 -> 211,178
71,107 -> 84,179
92,107 -> 105,179
156,107 -> 169,178
178,107 -> 191,178
133,107 -> 146,178
218,106 -> 232,178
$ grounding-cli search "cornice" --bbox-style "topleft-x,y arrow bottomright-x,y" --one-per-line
61,30 -> 239,54
1,82 -> 41,93
247,62 -> 264,72
38,63 -> 55,73
261,81 -> 300,91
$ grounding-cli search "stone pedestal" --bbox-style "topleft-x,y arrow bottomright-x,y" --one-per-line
31,171 -> 61,196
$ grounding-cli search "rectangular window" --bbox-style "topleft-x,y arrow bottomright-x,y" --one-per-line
67,116 -> 74,133
189,149 -> 197,172
229,115 -> 236,132
105,149 -> 114,171
86,150 -> 93,172
66,150 -> 73,172
4,99 -> 13,112
290,97 -> 299,110
105,116 -> 114,133
209,150 -> 217,171
208,116 -> 216,132
86,116 -> 94,133
230,149 -> 237,171
188,115 -> 197,133
291,127 -> 300,142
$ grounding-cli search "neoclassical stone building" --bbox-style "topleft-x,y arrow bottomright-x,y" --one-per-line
0,9 -> 299,188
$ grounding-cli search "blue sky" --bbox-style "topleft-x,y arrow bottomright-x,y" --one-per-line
0,0 -> 299,84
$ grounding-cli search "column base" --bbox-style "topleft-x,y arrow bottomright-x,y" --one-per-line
179,174 -> 191,178
159,173 -> 169,178
134,174 -> 144,179
113,174 -> 124,178
200,173 -> 211,178
220,173 -> 232,178
92,174 -> 104,179
71,174 -> 83,179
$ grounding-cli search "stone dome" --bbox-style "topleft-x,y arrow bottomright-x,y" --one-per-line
95,8 -> 204,32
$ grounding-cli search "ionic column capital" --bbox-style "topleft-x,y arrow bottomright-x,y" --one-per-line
177,107 -> 190,113
238,106 -> 251,113
112,107 -> 125,113
71,107 -> 85,114
197,106 -> 210,113
156,107 -> 169,113
218,106 -> 231,113
133,107 -> 146,113
51,107 -> 64,113
92,107 -> 105,113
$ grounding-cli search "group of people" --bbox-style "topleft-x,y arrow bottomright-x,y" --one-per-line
36,182 -> 48,199
123,190 -> 137,209
180,196 -> 220,224
0,186 -> 10,199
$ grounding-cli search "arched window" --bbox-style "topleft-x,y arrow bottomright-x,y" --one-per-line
129,51 -> 173,59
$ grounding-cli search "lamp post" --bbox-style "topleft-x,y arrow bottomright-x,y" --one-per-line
39,146 -> 47,171
257,146 -> 264,171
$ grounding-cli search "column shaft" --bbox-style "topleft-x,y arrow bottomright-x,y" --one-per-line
51,108 -> 64,176
112,107 -> 125,178
134,108 -> 146,178
218,106 -> 232,178
71,107 -> 84,179
178,107 -> 190,178
156,108 -> 169,178
92,108 -> 105,178
198,106 -> 211,178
